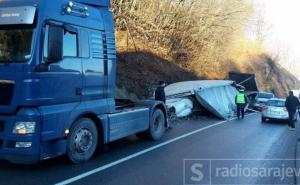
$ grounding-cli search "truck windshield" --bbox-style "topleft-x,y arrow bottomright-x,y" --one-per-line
0,26 -> 34,63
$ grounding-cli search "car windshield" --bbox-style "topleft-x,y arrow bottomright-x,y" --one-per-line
257,93 -> 273,99
0,26 -> 35,63
267,100 -> 285,107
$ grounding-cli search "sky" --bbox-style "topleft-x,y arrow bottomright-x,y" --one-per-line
254,0 -> 300,71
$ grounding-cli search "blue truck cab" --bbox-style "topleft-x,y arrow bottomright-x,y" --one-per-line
0,0 -> 167,164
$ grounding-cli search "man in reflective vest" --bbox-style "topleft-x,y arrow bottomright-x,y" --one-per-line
235,89 -> 248,119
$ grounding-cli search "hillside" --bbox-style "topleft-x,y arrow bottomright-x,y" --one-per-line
116,51 -> 198,99
236,55 -> 300,97
116,50 -> 300,99
113,0 -> 300,99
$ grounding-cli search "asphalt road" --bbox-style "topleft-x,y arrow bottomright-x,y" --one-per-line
0,113 -> 299,185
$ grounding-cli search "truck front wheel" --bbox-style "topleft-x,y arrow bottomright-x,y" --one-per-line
67,118 -> 98,164
148,109 -> 166,140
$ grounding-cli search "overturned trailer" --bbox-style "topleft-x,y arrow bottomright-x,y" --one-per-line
229,72 -> 259,95
229,72 -> 259,107
165,80 -> 239,119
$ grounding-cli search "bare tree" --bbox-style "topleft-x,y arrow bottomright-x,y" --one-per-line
113,0 -> 253,74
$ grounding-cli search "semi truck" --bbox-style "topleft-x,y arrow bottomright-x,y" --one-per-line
0,0 -> 168,164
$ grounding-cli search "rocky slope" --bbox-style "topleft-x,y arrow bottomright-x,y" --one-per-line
116,52 -> 300,99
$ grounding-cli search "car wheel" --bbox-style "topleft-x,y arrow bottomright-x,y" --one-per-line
261,117 -> 267,123
67,118 -> 98,164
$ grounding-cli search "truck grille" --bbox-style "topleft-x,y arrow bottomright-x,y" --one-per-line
0,80 -> 14,105
6,141 -> 15,148
0,121 -> 4,132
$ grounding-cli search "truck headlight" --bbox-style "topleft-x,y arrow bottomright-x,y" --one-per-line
13,122 -> 36,135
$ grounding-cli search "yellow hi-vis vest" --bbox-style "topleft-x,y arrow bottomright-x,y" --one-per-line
236,93 -> 246,104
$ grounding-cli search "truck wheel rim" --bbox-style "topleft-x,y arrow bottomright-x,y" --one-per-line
74,128 -> 93,153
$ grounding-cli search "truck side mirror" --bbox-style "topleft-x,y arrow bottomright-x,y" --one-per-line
46,25 -> 63,63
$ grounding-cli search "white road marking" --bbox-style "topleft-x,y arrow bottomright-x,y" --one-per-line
55,113 -> 257,185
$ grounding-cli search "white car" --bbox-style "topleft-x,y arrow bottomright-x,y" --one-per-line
261,98 -> 298,122
253,92 -> 275,111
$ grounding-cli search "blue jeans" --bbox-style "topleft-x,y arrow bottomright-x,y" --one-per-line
288,111 -> 296,128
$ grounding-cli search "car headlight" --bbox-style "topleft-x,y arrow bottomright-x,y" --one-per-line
13,122 -> 36,135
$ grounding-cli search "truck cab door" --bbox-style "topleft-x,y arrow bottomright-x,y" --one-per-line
81,30 -> 108,113
38,24 -> 83,104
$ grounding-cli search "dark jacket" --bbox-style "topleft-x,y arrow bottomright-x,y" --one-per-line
285,95 -> 300,112
155,86 -> 166,103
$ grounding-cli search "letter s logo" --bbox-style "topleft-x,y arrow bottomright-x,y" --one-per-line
190,163 -> 204,182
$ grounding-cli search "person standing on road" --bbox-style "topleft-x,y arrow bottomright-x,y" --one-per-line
155,81 -> 166,104
285,91 -> 300,130
235,89 -> 248,119
155,81 -> 172,130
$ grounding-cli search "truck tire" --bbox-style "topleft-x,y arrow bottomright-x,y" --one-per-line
148,109 -> 166,140
136,109 -> 166,140
67,118 -> 98,164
